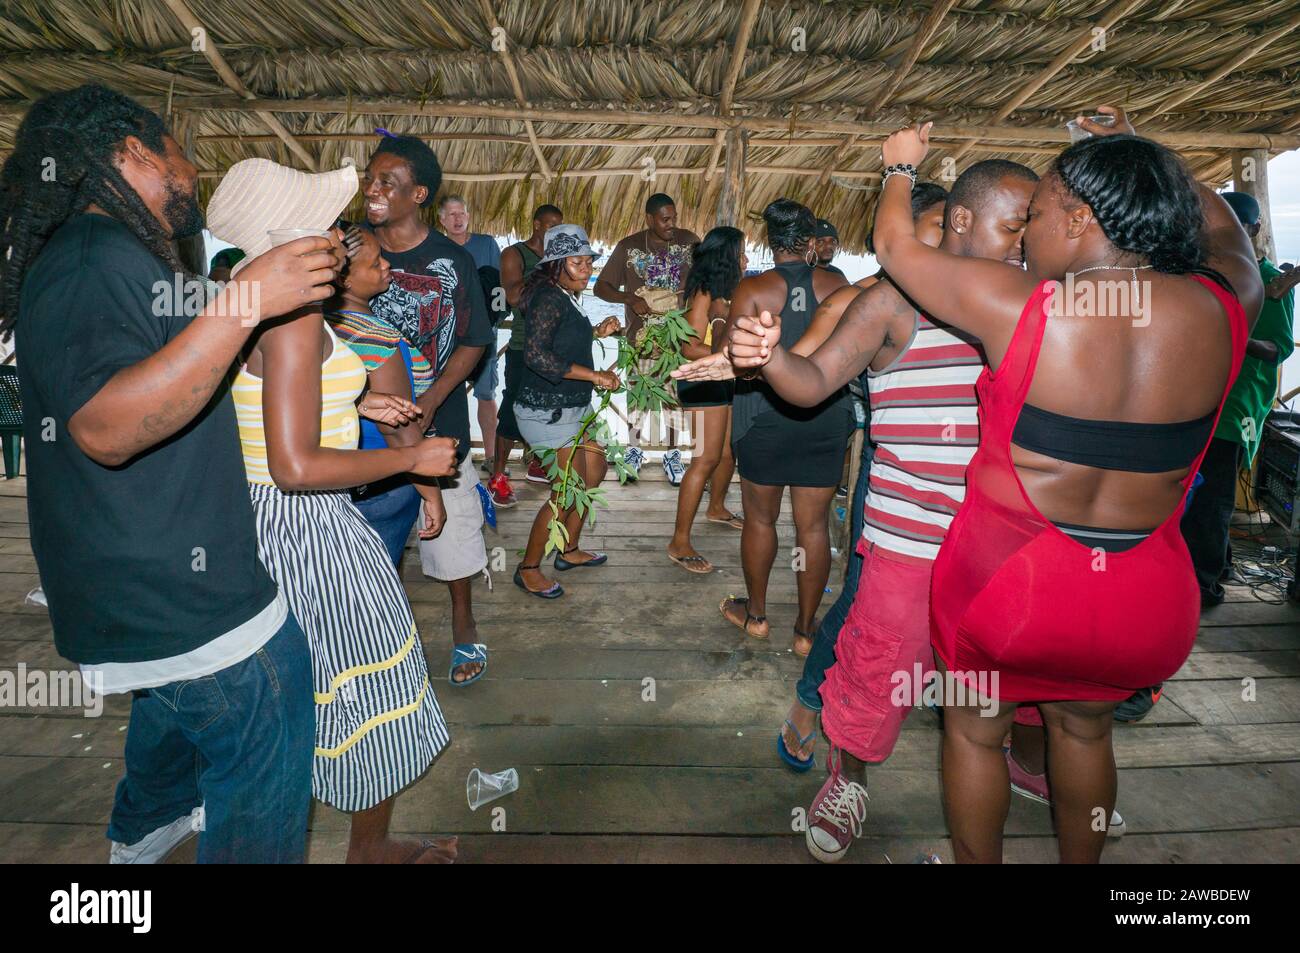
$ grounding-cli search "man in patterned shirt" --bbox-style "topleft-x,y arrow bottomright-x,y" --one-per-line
595,193 -> 700,476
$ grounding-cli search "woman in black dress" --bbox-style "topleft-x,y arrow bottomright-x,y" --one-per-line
720,200 -> 851,654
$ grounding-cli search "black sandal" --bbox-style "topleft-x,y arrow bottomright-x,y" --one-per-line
513,564 -> 564,599
554,545 -> 608,571
720,596 -> 768,639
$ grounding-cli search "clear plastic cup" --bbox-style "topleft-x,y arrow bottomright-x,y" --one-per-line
267,227 -> 331,247
1066,114 -> 1117,143
466,767 -> 518,811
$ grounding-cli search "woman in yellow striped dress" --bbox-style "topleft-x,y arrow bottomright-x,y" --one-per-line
211,158 -> 459,864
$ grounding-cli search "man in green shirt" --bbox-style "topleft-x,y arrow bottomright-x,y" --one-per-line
1181,191 -> 1297,608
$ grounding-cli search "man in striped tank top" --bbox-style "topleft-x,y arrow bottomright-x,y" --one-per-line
728,161 -> 1039,862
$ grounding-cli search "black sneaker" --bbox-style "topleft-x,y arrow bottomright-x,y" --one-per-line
1114,684 -> 1162,723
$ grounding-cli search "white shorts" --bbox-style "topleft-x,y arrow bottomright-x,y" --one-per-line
418,456 -> 488,581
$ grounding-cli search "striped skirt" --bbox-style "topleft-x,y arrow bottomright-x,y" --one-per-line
248,483 -> 449,812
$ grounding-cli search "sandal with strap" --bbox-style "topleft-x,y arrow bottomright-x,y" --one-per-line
777,718 -> 817,772
707,512 -> 745,530
449,643 -> 488,687
554,545 -> 608,571
793,626 -> 815,658
719,596 -> 768,639
668,551 -> 713,574
513,564 -> 563,599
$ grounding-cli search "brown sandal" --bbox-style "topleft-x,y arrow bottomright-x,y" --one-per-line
669,551 -> 713,574
793,626 -> 815,657
720,596 -> 768,639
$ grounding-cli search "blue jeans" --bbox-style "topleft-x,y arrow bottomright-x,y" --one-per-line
106,613 -> 314,863
352,481 -> 422,567
796,434 -> 874,712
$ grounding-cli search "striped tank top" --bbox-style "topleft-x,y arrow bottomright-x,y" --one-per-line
863,310 -> 984,561
232,324 -> 368,485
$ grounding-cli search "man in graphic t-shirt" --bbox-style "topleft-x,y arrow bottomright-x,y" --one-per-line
594,192 -> 700,476
7,84 -> 328,863
361,135 -> 494,686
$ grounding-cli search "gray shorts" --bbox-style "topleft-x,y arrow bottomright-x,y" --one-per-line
515,404 -> 588,450
418,456 -> 488,581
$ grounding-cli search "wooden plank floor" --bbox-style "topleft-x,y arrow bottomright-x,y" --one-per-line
1,460 -> 1298,864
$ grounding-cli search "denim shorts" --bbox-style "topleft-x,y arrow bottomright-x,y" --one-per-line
515,404 -> 588,450
471,348 -> 500,400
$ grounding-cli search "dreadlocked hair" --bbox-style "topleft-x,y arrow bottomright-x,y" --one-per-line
0,84 -> 185,338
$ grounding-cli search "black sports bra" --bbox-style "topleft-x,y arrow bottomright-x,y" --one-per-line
1012,403 -> 1215,474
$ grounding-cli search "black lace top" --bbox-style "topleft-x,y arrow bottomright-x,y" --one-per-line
518,283 -> 596,409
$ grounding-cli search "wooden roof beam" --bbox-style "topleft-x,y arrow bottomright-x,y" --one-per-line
1148,11 -> 1300,119
195,132 -> 1214,157
158,0 -> 317,171
816,0 -> 959,184
198,164 -> 886,183
475,0 -> 553,181
9,96 -> 1297,150
941,0 -> 1147,168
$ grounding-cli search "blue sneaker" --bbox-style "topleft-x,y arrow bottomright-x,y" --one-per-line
662,449 -> 685,486
624,446 -> 645,480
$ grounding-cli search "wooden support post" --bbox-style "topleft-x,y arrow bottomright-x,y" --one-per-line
716,127 -> 747,227
1233,149 -> 1275,262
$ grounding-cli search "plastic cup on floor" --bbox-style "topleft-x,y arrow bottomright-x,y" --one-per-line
466,767 -> 518,811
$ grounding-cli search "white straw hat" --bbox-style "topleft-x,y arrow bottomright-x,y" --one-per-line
206,158 -> 359,269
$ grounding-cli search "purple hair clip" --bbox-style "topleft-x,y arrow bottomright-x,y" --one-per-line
375,127 -> 397,138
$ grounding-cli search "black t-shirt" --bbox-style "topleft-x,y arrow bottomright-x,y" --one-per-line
15,214 -> 277,664
368,226 -> 492,463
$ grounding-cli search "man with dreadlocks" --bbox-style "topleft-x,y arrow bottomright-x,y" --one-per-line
0,84 -> 343,863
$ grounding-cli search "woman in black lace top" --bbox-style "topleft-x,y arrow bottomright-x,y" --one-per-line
513,225 -> 621,598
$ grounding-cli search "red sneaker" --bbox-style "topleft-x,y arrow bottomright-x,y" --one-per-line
1005,747 -> 1126,836
1005,748 -> 1050,804
805,748 -> 868,863
487,473 -> 517,508
526,459 -> 550,484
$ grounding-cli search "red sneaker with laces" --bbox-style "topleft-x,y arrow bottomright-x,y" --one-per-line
526,458 -> 550,484
805,747 -> 868,863
487,472 -> 517,508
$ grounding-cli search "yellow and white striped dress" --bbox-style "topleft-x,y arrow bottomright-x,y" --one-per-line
232,324 -> 448,810
233,325 -> 368,483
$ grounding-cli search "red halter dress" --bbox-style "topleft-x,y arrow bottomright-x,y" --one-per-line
929,276 -> 1247,702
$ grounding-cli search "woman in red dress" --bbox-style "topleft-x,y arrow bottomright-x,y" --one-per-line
869,108 -> 1263,862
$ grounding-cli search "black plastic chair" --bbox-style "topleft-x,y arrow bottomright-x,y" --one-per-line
0,366 -> 22,479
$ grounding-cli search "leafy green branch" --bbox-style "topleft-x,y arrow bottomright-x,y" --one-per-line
536,306 -> 696,555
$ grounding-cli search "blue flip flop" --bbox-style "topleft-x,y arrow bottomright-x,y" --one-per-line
777,719 -> 817,772
449,643 -> 488,687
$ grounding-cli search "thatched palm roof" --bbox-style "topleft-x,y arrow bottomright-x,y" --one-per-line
3,0 -> 1300,250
